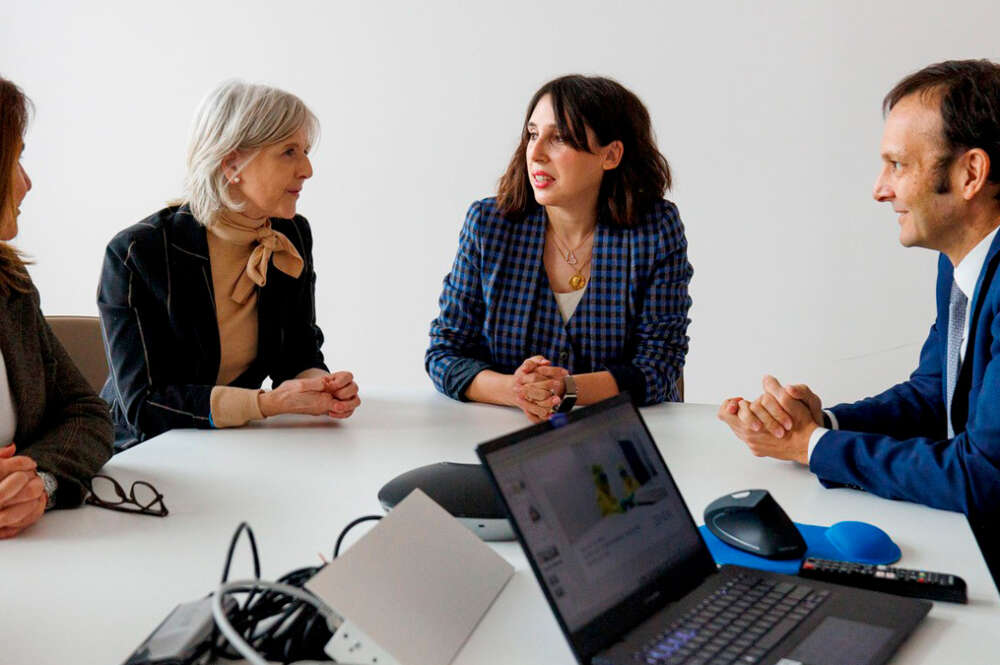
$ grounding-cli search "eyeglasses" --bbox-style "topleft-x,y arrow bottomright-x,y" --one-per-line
85,474 -> 169,517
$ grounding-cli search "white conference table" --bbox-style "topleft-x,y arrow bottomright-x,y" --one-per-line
2,391 -> 998,664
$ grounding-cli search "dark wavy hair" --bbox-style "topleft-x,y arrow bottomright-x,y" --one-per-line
884,59 -> 1000,200
496,75 -> 671,226
0,76 -> 32,295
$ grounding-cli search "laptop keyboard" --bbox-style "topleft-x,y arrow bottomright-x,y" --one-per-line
633,574 -> 830,665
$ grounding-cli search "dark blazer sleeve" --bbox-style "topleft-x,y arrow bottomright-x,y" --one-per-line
12,288 -> 112,508
605,202 -> 693,405
267,216 -> 328,386
98,227 -> 214,442
425,201 -> 496,400
810,314 -> 1000,516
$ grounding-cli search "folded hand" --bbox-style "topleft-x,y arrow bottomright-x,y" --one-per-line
510,356 -> 568,422
0,444 -> 46,539
322,371 -> 361,419
717,375 -> 821,465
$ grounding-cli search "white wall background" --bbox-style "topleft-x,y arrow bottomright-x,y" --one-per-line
1,1 -> 997,406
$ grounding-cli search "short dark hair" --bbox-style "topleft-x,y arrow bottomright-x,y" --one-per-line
496,75 -> 671,226
0,76 -> 32,295
884,59 -> 1000,200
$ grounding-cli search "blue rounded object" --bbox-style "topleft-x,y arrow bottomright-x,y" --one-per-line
824,521 -> 901,565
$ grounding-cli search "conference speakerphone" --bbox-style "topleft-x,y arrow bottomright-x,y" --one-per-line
377,462 -> 515,541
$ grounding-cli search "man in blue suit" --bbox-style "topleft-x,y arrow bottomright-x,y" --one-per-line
719,60 -> 1000,519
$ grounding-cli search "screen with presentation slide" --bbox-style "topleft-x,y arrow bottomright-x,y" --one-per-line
483,400 -> 704,632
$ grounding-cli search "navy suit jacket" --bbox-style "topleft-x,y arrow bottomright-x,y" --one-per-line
811,232 -> 1000,517
98,205 -> 327,451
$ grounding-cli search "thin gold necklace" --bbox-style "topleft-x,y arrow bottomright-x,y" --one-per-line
549,226 -> 595,290
549,225 -> 594,265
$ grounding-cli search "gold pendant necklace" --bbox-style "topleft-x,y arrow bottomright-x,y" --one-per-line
549,224 -> 595,291
566,252 -> 592,290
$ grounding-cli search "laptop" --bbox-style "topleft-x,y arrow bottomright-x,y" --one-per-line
476,394 -> 930,665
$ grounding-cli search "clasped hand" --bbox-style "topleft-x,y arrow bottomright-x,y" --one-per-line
511,355 -> 568,423
716,375 -> 823,465
259,371 -> 361,419
0,443 -> 47,539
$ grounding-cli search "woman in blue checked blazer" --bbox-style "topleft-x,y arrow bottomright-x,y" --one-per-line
426,75 -> 692,421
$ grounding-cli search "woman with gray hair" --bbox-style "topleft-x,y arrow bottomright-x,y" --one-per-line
98,80 -> 359,451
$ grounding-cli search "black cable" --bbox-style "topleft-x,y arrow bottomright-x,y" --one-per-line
333,515 -> 382,559
221,521 -> 261,583
211,515 -> 384,664
214,522 -> 263,661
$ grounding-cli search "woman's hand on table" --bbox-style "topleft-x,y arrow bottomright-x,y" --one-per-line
259,376 -> 340,418
511,356 -> 568,422
322,371 -> 361,419
0,444 -> 46,539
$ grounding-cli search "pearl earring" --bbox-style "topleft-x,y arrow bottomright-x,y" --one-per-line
233,176 -> 241,183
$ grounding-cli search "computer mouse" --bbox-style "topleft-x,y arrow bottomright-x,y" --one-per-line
824,521 -> 901,564
703,489 -> 806,559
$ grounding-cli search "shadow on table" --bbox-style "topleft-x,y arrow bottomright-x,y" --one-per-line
246,415 -> 351,430
31,464 -> 218,541
969,516 -> 1000,594
248,397 -> 527,433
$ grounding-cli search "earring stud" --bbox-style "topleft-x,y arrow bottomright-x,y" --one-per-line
233,176 -> 241,183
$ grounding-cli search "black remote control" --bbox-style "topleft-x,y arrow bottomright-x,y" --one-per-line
798,557 -> 967,604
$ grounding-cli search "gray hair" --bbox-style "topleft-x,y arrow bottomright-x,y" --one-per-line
182,80 -> 319,225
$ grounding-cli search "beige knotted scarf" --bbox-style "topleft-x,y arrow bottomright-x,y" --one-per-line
212,213 -> 304,304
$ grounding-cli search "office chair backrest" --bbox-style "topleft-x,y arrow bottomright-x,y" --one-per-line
45,315 -> 108,394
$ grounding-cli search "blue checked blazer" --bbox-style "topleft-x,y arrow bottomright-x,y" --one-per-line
426,197 -> 692,405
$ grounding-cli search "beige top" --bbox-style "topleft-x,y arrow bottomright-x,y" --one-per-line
206,211 -> 305,428
552,285 -> 587,323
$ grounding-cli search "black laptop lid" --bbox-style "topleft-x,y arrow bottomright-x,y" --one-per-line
477,394 -> 717,663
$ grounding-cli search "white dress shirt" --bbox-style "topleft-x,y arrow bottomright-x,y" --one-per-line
808,226 -> 1000,461
953,226 -> 999,360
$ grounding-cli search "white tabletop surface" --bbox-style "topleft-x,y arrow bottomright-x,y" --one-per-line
2,391 -> 997,664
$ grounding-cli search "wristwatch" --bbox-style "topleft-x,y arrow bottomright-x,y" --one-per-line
555,375 -> 578,413
38,470 -> 58,510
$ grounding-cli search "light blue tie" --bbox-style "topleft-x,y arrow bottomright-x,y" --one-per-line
946,280 -> 968,438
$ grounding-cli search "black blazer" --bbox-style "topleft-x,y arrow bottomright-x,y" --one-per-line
98,205 -> 327,451
0,281 -> 112,506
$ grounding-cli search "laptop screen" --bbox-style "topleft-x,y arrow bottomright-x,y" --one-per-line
480,397 -> 707,633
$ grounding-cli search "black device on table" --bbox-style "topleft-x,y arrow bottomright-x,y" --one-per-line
377,462 -> 514,541
477,393 -> 930,665
375,375 -> 580,540
799,557 -> 968,604
704,489 -> 807,559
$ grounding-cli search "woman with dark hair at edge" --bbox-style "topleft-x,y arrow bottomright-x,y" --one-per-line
426,75 -> 692,421
0,76 -> 112,536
